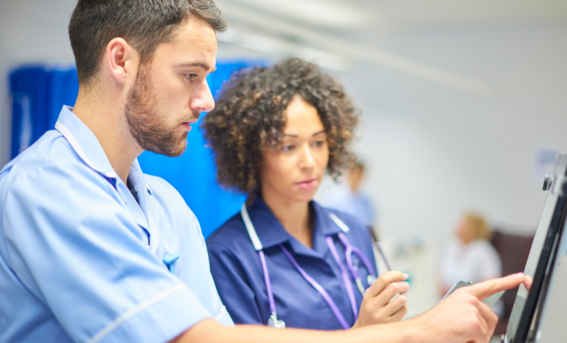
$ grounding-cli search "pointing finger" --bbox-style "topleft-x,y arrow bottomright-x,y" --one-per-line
466,273 -> 524,301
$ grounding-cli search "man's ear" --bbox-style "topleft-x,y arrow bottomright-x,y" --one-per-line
104,37 -> 139,85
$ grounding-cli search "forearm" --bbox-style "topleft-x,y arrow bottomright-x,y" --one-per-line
172,318 -> 422,343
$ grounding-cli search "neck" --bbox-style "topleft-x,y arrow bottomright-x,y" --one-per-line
73,85 -> 142,184
261,192 -> 313,248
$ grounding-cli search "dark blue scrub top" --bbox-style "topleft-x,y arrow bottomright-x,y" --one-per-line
207,197 -> 377,330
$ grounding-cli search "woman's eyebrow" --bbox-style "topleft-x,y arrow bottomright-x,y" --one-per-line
283,130 -> 326,138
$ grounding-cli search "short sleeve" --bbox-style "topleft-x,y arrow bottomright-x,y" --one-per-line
207,242 -> 264,325
1,160 -> 211,343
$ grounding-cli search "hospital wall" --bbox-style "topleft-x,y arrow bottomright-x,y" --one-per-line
2,1 -> 567,272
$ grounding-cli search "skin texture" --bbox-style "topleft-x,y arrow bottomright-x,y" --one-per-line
260,95 -> 408,324
202,58 -> 359,198
75,13 -> 527,343
171,274 -> 525,343
457,217 -> 475,245
260,95 -> 329,248
72,17 -> 217,184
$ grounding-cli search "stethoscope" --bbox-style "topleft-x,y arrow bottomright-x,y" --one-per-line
241,204 -> 376,329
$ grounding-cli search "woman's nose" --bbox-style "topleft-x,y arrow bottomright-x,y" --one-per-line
299,144 -> 316,169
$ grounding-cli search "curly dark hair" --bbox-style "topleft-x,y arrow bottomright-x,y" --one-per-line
202,58 -> 360,197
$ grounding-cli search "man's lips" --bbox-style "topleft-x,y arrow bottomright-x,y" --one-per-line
181,119 -> 198,131
295,178 -> 318,190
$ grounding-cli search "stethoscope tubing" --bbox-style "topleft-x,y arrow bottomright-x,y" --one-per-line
325,235 -> 359,320
279,244 -> 351,330
241,205 -> 376,329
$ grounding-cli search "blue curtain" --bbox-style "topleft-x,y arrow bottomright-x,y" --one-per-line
9,60 -> 263,238
10,65 -> 79,158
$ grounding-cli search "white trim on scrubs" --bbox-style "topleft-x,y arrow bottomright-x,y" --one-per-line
0,106 -> 233,343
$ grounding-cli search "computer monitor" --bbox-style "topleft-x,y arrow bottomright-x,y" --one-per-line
506,154 -> 567,343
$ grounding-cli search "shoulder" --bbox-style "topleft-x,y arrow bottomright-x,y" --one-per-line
207,212 -> 255,255
1,137 -> 117,206
318,203 -> 370,235
315,202 -> 375,249
2,130 -> 89,180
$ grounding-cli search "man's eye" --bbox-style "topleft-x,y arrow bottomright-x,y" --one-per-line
185,74 -> 198,81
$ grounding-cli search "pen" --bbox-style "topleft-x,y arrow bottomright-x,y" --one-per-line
373,240 -> 392,272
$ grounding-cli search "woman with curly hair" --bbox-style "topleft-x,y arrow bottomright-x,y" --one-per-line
203,58 -> 409,330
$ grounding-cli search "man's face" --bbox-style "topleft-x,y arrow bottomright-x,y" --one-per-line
125,17 -> 217,157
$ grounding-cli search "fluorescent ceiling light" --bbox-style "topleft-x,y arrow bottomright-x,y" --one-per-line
218,27 -> 352,71
233,0 -> 371,28
217,2 -> 493,96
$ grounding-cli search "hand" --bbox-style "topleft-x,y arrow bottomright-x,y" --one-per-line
523,275 -> 533,291
352,271 -> 409,328
408,273 -> 524,343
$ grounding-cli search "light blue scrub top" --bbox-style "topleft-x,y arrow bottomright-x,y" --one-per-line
0,106 -> 233,343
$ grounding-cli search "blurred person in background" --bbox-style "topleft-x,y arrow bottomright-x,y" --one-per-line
0,0 -> 527,340
438,213 -> 502,298
203,58 -> 409,330
323,160 -> 377,231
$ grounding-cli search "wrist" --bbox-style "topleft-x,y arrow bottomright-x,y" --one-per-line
396,318 -> 425,343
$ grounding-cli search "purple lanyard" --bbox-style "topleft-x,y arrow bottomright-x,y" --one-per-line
279,244 -> 351,329
241,205 -> 376,329
325,235 -> 359,320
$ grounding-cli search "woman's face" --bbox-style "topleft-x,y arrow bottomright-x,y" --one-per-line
260,94 -> 329,204
456,218 -> 474,244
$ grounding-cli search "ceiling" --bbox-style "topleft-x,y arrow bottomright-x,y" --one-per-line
214,0 -> 567,93
218,0 -> 567,31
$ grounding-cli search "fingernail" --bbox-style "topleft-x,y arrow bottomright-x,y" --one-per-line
403,273 -> 409,280
515,273 -> 524,281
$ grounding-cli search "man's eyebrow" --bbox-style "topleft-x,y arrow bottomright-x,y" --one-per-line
178,62 -> 216,73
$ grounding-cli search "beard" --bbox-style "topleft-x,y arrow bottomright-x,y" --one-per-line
125,64 -> 191,157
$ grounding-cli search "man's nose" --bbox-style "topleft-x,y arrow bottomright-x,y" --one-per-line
190,80 -> 215,113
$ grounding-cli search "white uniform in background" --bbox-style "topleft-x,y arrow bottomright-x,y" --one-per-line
439,239 -> 503,316
439,239 -> 502,287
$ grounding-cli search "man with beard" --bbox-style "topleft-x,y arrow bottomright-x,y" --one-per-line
0,1 -> 525,343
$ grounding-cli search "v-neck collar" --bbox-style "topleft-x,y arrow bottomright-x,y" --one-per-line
54,106 -> 158,252
246,197 -> 344,258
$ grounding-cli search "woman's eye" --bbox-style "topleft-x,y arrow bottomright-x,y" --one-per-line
313,140 -> 325,147
282,145 -> 294,151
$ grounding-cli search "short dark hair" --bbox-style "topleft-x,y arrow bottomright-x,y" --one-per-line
69,0 -> 227,86
203,58 -> 360,196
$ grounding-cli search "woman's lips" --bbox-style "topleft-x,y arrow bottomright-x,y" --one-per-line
295,178 -> 318,190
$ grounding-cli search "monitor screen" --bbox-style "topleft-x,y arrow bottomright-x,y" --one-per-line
506,154 -> 567,343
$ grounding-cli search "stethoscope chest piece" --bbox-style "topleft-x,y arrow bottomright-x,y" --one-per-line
268,313 -> 286,329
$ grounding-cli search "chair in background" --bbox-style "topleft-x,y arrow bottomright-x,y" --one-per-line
490,229 -> 534,336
